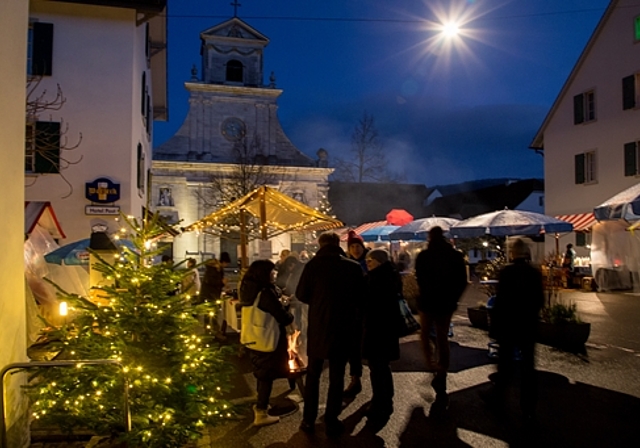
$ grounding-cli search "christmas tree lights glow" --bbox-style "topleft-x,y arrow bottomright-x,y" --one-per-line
25,212 -> 236,447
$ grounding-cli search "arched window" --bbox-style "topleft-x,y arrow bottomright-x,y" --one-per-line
226,60 -> 243,83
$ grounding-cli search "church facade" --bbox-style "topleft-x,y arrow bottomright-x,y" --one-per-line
152,16 -> 333,265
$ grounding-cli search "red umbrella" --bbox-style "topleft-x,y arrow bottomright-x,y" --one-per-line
386,209 -> 414,226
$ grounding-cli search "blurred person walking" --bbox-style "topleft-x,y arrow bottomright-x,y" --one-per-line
295,232 -> 365,437
415,226 -> 467,413
239,259 -> 294,427
362,249 -> 401,431
484,238 -> 544,422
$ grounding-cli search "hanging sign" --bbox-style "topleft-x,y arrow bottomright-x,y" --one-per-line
85,177 -> 120,204
85,205 -> 121,215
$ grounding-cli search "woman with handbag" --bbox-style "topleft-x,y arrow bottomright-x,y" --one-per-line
239,260 -> 294,427
362,249 -> 402,431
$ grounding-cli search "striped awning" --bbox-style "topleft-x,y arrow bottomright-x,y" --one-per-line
340,221 -> 387,241
555,213 -> 597,232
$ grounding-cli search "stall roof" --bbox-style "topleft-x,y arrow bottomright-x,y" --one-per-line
555,213 -> 597,232
25,201 -> 66,239
183,186 -> 343,240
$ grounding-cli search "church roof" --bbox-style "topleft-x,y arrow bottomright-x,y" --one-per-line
200,17 -> 269,44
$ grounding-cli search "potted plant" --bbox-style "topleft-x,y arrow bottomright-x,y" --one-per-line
537,302 -> 591,350
467,300 -> 491,330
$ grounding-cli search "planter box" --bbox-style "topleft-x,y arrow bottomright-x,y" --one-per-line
537,320 -> 591,350
467,307 -> 490,330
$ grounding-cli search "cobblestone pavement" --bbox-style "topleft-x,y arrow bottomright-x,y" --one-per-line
32,285 -> 640,447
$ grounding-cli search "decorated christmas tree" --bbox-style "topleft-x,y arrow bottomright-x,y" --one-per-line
26,213 -> 236,447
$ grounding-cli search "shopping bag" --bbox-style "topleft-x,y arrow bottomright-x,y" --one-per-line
398,296 -> 421,337
240,292 -> 280,352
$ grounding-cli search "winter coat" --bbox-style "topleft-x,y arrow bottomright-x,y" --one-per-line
415,239 -> 467,315
491,259 -> 544,344
239,280 -> 294,380
348,248 -> 369,272
295,245 -> 365,359
363,261 -> 401,362
198,259 -> 224,304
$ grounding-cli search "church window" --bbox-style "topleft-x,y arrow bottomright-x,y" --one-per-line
226,60 -> 243,83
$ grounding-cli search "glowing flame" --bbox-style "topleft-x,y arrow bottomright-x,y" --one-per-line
287,329 -> 302,372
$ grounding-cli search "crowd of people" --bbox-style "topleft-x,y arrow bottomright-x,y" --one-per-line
175,228 -> 544,436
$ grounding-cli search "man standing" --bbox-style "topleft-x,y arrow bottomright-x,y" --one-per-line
415,226 -> 467,412
296,232 -> 365,437
343,230 -> 369,399
488,238 -> 544,422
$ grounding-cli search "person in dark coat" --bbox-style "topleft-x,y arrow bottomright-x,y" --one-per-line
487,238 -> 544,421
239,259 -> 294,427
343,230 -> 369,398
295,232 -> 366,437
414,226 -> 467,411
362,249 -> 401,431
198,252 -> 231,334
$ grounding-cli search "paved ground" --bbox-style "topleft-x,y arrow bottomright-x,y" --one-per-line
191,285 -> 640,448
33,285 -> 640,447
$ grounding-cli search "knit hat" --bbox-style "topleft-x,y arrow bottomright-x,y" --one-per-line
347,230 -> 365,248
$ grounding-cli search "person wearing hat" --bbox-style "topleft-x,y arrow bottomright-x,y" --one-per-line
343,230 -> 369,399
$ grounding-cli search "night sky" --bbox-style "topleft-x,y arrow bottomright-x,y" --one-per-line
153,0 -> 611,186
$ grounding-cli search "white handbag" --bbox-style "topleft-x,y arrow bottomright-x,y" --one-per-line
240,292 -> 280,352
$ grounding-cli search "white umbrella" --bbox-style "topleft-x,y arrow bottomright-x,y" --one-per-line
594,182 -> 640,221
450,209 -> 573,238
389,217 -> 460,241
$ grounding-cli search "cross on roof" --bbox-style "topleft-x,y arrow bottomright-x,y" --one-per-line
231,0 -> 241,17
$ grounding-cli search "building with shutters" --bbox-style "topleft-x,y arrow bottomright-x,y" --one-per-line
530,0 -> 640,257
151,15 -> 333,265
24,0 -> 167,242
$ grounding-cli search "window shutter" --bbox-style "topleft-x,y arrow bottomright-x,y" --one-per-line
623,75 -> 636,110
575,153 -> 585,184
573,94 -> 584,124
137,143 -> 145,190
141,72 -> 146,116
34,121 -> 60,173
32,22 -> 54,76
624,142 -> 638,176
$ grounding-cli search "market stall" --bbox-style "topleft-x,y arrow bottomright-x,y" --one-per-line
182,185 -> 343,268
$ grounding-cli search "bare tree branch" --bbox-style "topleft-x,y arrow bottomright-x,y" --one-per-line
332,111 -> 404,183
25,77 -> 83,198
